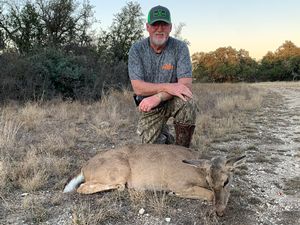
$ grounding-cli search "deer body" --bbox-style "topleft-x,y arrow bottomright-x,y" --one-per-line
64,144 -> 245,216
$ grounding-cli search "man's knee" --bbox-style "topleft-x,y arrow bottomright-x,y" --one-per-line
172,98 -> 197,124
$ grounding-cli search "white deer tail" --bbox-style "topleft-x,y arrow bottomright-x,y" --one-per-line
63,171 -> 84,193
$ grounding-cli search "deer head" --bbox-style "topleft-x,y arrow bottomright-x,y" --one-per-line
183,155 -> 246,216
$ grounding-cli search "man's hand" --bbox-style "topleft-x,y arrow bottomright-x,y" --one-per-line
130,78 -> 193,101
164,83 -> 193,101
139,95 -> 161,112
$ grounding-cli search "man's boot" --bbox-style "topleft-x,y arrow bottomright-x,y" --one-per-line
161,124 -> 175,144
174,122 -> 195,148
154,124 -> 175,144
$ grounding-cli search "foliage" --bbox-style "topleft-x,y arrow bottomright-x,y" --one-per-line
1,0 -> 299,103
97,1 -> 144,63
192,47 -> 257,82
192,41 -> 300,82
96,1 -> 144,86
0,47 -> 115,101
0,29 -> 5,49
0,1 -> 143,102
0,0 -> 94,53
257,41 -> 300,81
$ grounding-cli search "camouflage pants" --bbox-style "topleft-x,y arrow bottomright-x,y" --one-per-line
137,97 -> 197,143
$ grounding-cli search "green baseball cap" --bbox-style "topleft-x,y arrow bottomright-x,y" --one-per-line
147,5 -> 171,25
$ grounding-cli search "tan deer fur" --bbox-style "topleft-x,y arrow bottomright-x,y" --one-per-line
63,144 -> 245,216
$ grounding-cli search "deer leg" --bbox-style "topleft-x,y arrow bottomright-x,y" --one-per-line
77,182 -> 125,194
175,186 -> 214,201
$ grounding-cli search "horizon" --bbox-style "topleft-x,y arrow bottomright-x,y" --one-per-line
89,0 -> 300,60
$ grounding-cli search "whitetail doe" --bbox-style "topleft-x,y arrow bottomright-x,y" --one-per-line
63,144 -> 245,216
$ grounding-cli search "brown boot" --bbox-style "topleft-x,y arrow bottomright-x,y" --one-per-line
174,122 -> 195,148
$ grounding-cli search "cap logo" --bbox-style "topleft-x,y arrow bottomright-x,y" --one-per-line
153,9 -> 167,18
148,6 -> 171,24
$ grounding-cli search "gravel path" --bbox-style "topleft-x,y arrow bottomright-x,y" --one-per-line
216,85 -> 300,225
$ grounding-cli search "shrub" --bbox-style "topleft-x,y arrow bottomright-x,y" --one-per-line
0,47 -> 128,102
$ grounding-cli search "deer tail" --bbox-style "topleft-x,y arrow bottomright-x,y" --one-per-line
63,171 -> 84,193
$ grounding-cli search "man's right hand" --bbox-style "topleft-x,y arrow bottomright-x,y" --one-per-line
164,83 -> 193,101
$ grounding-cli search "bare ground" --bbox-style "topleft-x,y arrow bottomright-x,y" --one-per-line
215,84 -> 300,225
1,83 -> 299,225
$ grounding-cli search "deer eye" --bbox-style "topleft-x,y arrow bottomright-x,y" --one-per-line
223,178 -> 229,187
205,179 -> 210,186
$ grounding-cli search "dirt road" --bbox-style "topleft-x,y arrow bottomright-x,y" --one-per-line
216,85 -> 300,225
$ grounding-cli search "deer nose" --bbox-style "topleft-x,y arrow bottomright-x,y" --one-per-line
215,205 -> 226,217
216,210 -> 224,217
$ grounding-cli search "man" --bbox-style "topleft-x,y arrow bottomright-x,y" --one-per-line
128,5 -> 196,148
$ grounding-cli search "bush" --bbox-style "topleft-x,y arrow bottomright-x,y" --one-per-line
0,47 -> 128,102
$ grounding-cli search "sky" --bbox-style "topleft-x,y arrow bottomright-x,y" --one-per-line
89,0 -> 300,60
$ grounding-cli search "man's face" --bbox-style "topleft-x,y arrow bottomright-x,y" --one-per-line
146,21 -> 172,47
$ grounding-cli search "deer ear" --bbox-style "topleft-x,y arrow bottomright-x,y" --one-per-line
226,155 -> 246,169
182,159 -> 211,172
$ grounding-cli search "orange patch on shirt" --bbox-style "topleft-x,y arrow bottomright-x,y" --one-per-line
161,64 -> 174,70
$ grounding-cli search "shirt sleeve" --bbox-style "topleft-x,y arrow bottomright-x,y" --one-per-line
128,44 -> 144,80
176,42 -> 192,79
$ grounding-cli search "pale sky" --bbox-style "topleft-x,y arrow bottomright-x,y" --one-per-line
89,0 -> 300,60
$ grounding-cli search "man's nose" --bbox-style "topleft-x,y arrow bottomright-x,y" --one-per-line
156,24 -> 164,31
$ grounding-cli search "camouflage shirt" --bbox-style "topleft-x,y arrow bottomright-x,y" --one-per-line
128,37 -> 192,84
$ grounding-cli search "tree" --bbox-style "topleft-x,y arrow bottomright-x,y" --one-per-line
0,29 -> 5,50
36,0 -> 94,47
192,47 -> 257,82
96,1 -> 144,87
173,22 -> 190,45
0,1 -> 42,53
258,41 -> 300,81
97,1 -> 144,63
0,0 -> 95,53
275,40 -> 300,59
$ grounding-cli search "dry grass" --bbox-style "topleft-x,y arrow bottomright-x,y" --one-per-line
0,83 -> 271,224
22,195 -> 49,223
19,102 -> 46,130
0,111 -> 23,149
147,190 -> 170,216
128,189 -> 147,210
71,200 -> 119,225
253,81 -> 300,89
89,89 -> 137,140
192,83 -> 264,146
38,128 -> 77,154
14,146 -> 69,191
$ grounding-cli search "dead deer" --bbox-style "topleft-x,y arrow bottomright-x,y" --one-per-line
63,144 -> 245,216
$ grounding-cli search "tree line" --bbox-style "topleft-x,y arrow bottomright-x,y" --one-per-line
0,0 -> 144,102
192,41 -> 300,82
0,1 -> 299,102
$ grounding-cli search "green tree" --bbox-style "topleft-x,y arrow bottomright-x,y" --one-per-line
0,0 -> 95,53
97,1 -> 144,63
37,0 -> 94,47
97,1 -> 144,87
0,1 -> 42,53
258,41 -> 300,81
192,47 -> 257,82
0,29 -> 5,50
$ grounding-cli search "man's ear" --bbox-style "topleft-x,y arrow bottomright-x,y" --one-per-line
146,23 -> 150,31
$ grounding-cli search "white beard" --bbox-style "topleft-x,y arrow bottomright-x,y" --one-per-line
151,35 -> 168,47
